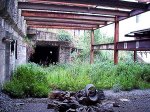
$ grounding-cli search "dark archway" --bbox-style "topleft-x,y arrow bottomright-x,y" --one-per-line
30,45 -> 59,65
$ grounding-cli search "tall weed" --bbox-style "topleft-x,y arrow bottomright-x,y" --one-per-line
3,62 -> 150,98
3,63 -> 49,98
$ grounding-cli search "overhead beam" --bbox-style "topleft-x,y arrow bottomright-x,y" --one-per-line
27,0 -> 148,10
22,10 -> 115,22
27,0 -> 95,7
117,39 -> 150,51
18,2 -> 129,16
24,17 -> 106,25
93,43 -> 114,50
28,25 -> 94,30
27,21 -> 98,28
93,39 -> 150,51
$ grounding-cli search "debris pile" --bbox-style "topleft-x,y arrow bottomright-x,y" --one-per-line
47,84 -> 116,112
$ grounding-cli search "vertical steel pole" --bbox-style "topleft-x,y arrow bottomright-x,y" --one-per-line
90,29 -> 94,64
134,50 -> 137,62
114,16 -> 119,64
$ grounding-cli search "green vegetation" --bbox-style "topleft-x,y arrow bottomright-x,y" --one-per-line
3,63 -> 49,98
3,29 -> 150,98
57,29 -> 72,41
23,36 -> 36,61
3,62 -> 150,98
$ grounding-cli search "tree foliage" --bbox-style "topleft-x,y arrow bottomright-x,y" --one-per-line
57,29 -> 72,41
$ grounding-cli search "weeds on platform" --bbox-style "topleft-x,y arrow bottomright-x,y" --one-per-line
3,62 -> 150,98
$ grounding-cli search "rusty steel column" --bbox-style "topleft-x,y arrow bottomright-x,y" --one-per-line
114,16 -> 119,64
90,29 -> 94,64
134,50 -> 137,62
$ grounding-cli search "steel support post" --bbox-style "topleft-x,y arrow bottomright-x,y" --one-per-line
114,16 -> 119,64
134,50 -> 137,62
90,29 -> 94,64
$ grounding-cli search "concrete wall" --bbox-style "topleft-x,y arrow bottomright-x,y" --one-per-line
0,0 -> 27,88
59,47 -> 71,63
36,31 -> 58,41
27,28 -> 58,41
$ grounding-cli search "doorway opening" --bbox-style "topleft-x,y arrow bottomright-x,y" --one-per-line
30,45 -> 59,65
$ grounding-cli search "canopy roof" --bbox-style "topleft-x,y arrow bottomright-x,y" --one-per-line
125,28 -> 150,38
18,0 -> 150,30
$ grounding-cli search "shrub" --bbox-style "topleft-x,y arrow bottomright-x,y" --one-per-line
4,79 -> 24,98
3,63 -> 50,98
140,64 -> 150,82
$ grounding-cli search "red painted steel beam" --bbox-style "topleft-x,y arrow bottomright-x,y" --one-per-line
90,30 -> 94,64
27,0 -> 95,7
27,0 -> 148,10
92,39 -> 150,51
114,16 -> 119,64
22,10 -> 115,22
93,43 -> 114,50
18,2 -> 129,16
28,25 -> 94,30
117,39 -> 150,51
27,21 -> 98,28
24,17 -> 106,25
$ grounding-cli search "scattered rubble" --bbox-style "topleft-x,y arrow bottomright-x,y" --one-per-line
119,98 -> 130,102
47,84 -> 116,112
1,89 -> 150,112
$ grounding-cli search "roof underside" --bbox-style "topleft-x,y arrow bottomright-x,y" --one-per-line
18,0 -> 150,30
125,28 -> 150,38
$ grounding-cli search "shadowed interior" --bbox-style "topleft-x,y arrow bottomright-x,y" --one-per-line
30,45 -> 59,65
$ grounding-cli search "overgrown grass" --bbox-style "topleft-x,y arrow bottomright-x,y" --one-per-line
3,62 -> 150,98
3,63 -> 49,98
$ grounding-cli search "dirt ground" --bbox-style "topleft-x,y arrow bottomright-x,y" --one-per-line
1,89 -> 150,112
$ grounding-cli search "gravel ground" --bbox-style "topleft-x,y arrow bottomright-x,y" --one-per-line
104,89 -> 150,112
1,89 -> 150,112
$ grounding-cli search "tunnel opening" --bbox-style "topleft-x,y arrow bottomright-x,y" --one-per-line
30,45 -> 59,65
